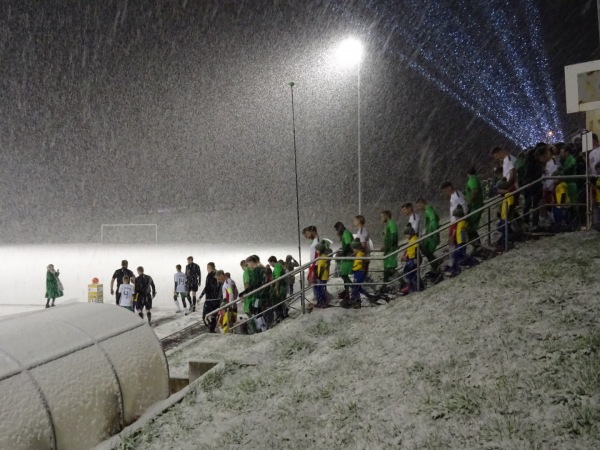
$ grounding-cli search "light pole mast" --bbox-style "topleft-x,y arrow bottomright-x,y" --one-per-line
288,82 -> 305,314
598,0 -> 600,46
357,60 -> 362,215
335,37 -> 364,215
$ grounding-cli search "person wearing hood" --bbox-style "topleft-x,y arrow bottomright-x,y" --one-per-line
334,221 -> 354,300
200,262 -> 221,333
45,264 -> 63,308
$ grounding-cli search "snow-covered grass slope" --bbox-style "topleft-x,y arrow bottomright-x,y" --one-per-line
118,232 -> 600,449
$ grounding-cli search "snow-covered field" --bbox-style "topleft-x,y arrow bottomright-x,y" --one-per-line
117,232 -> 600,449
0,243 -> 301,317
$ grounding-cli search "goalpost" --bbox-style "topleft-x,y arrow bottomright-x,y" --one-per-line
100,224 -> 158,244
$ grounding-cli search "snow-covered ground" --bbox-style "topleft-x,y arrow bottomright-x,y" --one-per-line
117,232 -> 600,449
0,243 -> 301,317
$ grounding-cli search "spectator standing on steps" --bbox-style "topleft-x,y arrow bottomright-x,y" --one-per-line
441,181 -> 469,258
415,198 -> 441,276
465,167 -> 484,251
110,260 -> 134,306
491,146 -> 519,193
380,210 -> 399,291
284,255 -> 299,296
440,181 -> 469,225
334,222 -> 354,300
401,203 -> 421,237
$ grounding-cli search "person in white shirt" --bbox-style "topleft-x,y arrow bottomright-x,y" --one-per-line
216,270 -> 238,333
491,146 -> 518,191
441,181 -> 469,252
536,145 -> 558,225
303,225 -> 332,285
440,181 -> 469,224
173,264 -> 188,314
303,226 -> 320,285
352,214 -> 371,275
400,203 -> 422,236
588,134 -> 600,175
352,215 -> 371,253
117,276 -> 135,312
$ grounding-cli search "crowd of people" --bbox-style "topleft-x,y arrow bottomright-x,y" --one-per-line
104,255 -> 299,332
44,138 -> 600,333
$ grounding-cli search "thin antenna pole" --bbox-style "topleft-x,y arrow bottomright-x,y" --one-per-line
598,0 -> 600,47
357,61 -> 362,215
289,82 -> 305,314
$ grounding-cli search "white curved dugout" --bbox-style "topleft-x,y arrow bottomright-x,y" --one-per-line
0,303 -> 169,450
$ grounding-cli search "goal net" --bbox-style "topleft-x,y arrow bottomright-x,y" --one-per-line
100,224 -> 158,245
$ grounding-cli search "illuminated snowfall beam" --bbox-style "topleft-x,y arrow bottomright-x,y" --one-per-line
388,0 -> 562,144
327,2 -> 527,143
328,0 -> 563,146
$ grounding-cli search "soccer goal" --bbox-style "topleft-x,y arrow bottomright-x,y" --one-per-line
100,224 -> 158,245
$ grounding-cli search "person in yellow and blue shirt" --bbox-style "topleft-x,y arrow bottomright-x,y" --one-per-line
400,225 -> 423,295
314,242 -> 331,308
496,179 -> 515,252
445,205 -> 478,277
349,240 -> 372,308
553,180 -> 570,231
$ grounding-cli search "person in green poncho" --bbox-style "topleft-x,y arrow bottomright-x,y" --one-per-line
558,144 -> 579,229
267,256 -> 288,320
465,167 -> 484,250
379,210 -> 398,289
238,255 -> 267,333
334,222 -> 354,300
45,264 -> 63,308
240,259 -> 253,316
415,199 -> 441,274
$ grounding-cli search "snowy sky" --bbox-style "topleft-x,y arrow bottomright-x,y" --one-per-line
0,0 -> 596,243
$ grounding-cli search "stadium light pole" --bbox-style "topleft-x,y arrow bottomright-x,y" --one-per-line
334,37 -> 364,214
597,0 -> 600,46
288,82 -> 305,314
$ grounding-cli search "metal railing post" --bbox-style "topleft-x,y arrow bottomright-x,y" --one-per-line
586,155 -> 592,230
487,206 -> 491,245
504,216 -> 509,253
299,272 -> 306,314
203,175 -> 584,329
416,246 -> 421,292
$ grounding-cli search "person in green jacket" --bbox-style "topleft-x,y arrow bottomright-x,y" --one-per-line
416,198 -> 441,274
239,256 -> 267,333
267,256 -> 288,320
465,167 -> 484,250
334,222 -> 354,299
240,259 -> 253,316
379,210 -> 399,289
558,144 -> 579,228
45,264 -> 63,308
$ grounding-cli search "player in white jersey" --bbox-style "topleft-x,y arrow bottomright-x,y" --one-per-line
118,276 -> 135,312
173,264 -> 188,314
491,146 -> 518,190
440,181 -> 469,224
216,270 -> 238,333
353,215 -> 371,253
352,215 -> 372,277
588,134 -> 600,174
400,203 -> 422,236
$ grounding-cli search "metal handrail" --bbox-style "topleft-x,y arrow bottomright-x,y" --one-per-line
204,174 -> 591,327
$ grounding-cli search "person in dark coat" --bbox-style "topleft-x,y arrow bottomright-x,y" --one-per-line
185,256 -> 202,312
201,262 -> 221,333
